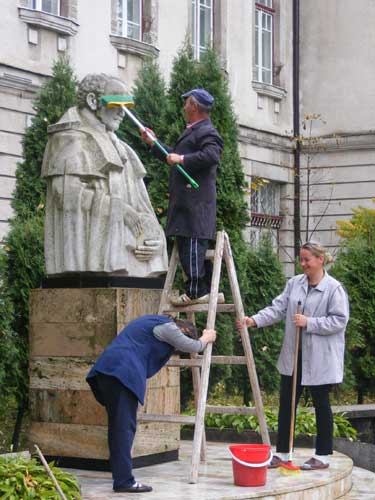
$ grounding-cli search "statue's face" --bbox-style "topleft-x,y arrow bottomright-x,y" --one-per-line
97,80 -> 127,132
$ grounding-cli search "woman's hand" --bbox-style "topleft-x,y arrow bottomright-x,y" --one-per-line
236,316 -> 256,330
293,313 -> 308,328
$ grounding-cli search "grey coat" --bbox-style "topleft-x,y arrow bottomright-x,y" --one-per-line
252,272 -> 349,386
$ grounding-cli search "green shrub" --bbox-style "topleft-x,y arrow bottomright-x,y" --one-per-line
199,409 -> 357,440
0,455 -> 81,499
331,202 -> 375,403
0,58 -> 77,410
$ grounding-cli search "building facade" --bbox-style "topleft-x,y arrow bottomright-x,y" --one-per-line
0,0 -> 374,275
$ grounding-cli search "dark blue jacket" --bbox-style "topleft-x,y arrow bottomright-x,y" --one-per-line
86,315 -> 174,405
152,119 -> 224,239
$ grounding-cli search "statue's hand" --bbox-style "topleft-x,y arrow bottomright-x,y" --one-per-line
123,204 -> 143,237
134,239 -> 162,261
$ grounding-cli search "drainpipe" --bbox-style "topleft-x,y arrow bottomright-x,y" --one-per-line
293,0 -> 301,264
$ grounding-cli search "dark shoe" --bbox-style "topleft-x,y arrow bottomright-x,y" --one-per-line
300,457 -> 329,470
268,455 -> 287,469
114,482 -> 153,493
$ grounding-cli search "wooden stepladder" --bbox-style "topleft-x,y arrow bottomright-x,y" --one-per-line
139,231 -> 270,483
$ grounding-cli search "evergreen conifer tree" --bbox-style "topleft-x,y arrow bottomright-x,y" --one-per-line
331,204 -> 375,403
0,58 -> 78,414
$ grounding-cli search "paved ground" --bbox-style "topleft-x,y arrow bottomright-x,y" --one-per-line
64,441 -> 375,500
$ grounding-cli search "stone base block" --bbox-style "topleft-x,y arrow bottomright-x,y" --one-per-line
29,287 -> 180,460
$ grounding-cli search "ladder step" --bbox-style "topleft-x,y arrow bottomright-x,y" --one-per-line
162,303 -> 236,313
167,358 -> 202,367
167,356 -> 246,367
205,405 -> 258,416
166,356 -> 246,367
211,356 -> 247,365
138,413 -> 196,424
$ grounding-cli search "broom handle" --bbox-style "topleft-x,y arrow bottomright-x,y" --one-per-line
122,106 -> 199,189
289,301 -> 302,460
34,445 -> 68,500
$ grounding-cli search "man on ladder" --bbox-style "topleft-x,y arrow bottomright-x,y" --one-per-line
141,88 -> 224,306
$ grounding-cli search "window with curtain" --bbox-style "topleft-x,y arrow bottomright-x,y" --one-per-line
118,0 -> 142,41
192,0 -> 213,60
32,0 -> 60,15
255,0 -> 274,84
251,181 -> 280,216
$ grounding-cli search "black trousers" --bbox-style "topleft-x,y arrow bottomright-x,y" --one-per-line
276,353 -> 333,456
95,374 -> 138,489
176,236 -> 213,299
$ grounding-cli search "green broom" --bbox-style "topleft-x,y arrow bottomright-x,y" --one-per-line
101,95 -> 199,189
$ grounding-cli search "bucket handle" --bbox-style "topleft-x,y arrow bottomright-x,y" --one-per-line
229,449 -> 273,468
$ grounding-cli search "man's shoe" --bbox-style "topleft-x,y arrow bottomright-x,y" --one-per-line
268,455 -> 287,469
171,292 -> 225,306
191,292 -> 225,305
114,481 -> 153,493
170,293 -> 192,306
300,457 -> 329,470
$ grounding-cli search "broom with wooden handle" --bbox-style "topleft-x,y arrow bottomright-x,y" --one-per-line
278,300 -> 302,473
100,95 -> 199,189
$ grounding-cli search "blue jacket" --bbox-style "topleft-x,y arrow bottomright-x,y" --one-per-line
86,315 -> 175,405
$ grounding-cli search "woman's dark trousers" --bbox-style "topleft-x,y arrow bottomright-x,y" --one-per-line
276,353 -> 333,455
95,374 -> 139,489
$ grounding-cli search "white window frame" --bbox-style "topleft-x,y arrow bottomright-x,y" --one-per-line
32,0 -> 60,15
255,0 -> 274,84
118,0 -> 143,41
192,0 -> 213,61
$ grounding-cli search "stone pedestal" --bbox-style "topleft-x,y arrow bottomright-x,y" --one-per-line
28,288 -> 180,464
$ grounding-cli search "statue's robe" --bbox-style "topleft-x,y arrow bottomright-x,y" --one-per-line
41,107 -> 167,276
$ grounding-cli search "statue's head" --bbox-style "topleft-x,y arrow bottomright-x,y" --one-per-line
77,73 -> 129,132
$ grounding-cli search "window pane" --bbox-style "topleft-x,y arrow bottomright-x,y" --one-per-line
127,0 -> 140,24
251,189 -> 259,212
255,25 -> 259,66
193,0 -> 212,60
126,0 -> 141,40
128,23 -> 141,40
262,29 -> 272,70
262,11 -> 267,29
118,0 -> 123,19
262,68 -> 271,84
43,0 -> 59,14
192,0 -> 197,55
257,0 -> 272,7
199,5 -> 212,50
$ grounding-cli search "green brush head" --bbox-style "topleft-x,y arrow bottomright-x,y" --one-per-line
101,95 -> 135,108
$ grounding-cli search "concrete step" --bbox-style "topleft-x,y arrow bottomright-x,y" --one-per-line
69,442 -> 358,499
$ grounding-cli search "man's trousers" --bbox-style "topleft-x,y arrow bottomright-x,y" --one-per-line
176,236 -> 213,299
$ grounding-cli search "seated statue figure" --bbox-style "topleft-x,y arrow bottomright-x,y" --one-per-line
41,73 -> 168,276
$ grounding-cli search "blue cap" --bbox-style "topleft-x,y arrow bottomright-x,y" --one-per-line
181,88 -> 214,108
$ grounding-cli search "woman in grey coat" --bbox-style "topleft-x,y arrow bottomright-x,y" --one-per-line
238,242 -> 349,470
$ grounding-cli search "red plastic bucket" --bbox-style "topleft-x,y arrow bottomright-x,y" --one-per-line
229,444 -> 272,487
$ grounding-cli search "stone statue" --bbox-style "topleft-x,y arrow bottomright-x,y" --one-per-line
41,73 -> 168,276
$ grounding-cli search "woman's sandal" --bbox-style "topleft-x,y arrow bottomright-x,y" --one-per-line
300,457 -> 329,470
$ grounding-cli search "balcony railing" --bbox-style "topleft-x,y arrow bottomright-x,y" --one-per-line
251,212 -> 283,229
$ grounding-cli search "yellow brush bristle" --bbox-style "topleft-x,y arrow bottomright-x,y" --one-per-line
277,466 -> 301,476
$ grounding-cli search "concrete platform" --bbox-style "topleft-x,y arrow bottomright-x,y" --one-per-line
66,441 -> 375,500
